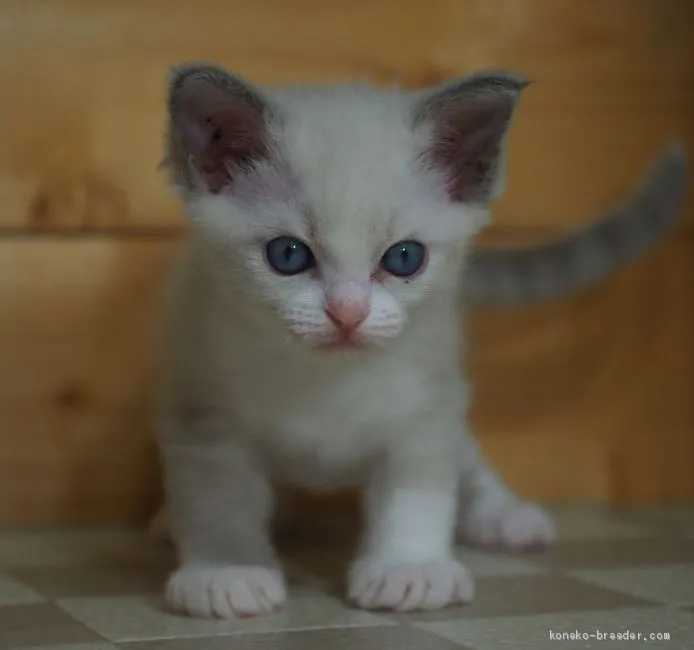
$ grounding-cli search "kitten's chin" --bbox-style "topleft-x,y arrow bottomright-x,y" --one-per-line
316,338 -> 368,351
290,330 -> 392,352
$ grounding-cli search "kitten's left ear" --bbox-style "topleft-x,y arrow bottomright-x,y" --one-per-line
412,71 -> 529,204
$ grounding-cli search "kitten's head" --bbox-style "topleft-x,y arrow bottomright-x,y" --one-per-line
164,63 -> 526,349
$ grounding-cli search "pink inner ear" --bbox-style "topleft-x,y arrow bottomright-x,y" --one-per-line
179,87 -> 268,193
428,96 -> 514,203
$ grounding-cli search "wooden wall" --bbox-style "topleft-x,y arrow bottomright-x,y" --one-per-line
1,0 -> 692,525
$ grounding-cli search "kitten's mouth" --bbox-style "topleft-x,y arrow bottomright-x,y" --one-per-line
317,333 -> 365,350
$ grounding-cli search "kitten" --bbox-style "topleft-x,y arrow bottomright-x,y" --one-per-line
157,62 -> 686,619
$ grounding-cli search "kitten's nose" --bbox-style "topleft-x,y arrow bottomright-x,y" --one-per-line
325,299 -> 369,334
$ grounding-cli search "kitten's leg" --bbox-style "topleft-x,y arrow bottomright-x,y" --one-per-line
456,434 -> 556,549
348,428 -> 474,611
161,429 -> 286,619
147,490 -> 297,546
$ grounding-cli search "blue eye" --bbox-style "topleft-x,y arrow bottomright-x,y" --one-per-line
380,240 -> 426,277
265,237 -> 315,275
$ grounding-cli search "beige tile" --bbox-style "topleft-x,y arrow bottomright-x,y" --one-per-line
0,571 -> 44,605
17,645 -> 117,650
571,563 -> 694,607
10,563 -> 169,599
454,548 -> 544,577
57,588 -> 394,643
121,625 -> 471,650
547,505 -> 657,539
284,543 -> 544,593
625,507 -> 694,536
385,574 -> 653,624
529,536 -> 694,571
417,606 -> 694,650
0,527 -> 172,569
0,603 -> 105,648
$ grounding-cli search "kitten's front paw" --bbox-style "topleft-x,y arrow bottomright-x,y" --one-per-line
348,558 -> 474,611
166,564 -> 286,619
458,499 -> 556,550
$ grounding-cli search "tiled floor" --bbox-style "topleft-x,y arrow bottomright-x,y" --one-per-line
1,505 -> 693,649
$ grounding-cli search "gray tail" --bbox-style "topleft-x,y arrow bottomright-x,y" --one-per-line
463,144 -> 687,307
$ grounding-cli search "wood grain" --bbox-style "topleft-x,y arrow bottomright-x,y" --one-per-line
0,0 -> 692,523
0,240 -> 176,524
0,0 -> 691,232
0,234 -> 690,524
468,233 -> 694,505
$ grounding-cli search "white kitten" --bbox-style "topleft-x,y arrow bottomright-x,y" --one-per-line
156,63 -> 685,619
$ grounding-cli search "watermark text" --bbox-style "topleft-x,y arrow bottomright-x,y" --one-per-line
549,629 -> 671,643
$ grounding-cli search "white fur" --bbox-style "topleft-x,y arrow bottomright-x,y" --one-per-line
348,559 -> 474,611
167,565 -> 286,618
348,488 -> 474,611
460,500 -> 556,549
362,488 -> 457,561
159,78 -> 555,620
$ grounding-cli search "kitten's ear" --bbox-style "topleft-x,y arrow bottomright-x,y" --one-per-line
413,71 -> 529,204
164,63 -> 275,193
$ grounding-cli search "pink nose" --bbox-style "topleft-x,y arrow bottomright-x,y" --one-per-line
325,299 -> 369,333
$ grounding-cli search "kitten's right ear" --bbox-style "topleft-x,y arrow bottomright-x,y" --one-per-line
412,71 -> 529,205
164,63 -> 275,193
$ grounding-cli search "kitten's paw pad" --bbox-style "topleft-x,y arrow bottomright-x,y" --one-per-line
459,500 -> 556,550
165,564 -> 286,619
347,558 -> 474,611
